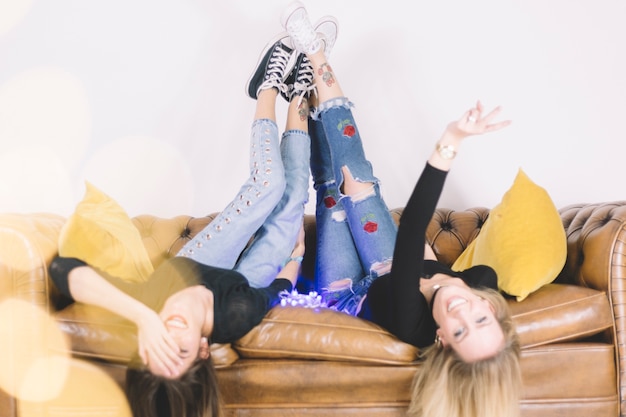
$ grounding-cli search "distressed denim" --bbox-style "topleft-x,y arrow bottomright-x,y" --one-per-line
309,98 -> 397,312
177,119 -> 310,288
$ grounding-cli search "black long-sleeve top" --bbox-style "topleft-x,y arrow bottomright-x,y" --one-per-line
49,256 -> 293,343
359,163 -> 497,348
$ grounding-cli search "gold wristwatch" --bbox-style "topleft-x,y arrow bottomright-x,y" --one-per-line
436,143 -> 457,159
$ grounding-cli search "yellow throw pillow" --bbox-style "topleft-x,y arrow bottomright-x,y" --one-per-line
58,182 -> 154,282
452,169 -> 566,301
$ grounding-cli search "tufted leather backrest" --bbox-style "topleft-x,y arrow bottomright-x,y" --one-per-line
557,202 -> 626,289
131,208 -> 490,285
131,203 -> 626,290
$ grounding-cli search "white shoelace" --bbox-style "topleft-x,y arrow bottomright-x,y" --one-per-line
286,13 -> 319,54
291,57 -> 316,105
261,45 -> 292,94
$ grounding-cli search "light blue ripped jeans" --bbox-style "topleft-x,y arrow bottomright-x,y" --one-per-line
309,98 -> 397,314
177,119 -> 310,288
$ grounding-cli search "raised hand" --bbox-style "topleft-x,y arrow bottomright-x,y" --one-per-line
447,100 -> 511,139
430,101 -> 511,170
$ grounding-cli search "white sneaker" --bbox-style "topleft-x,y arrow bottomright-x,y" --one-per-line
281,16 -> 338,103
280,1 -> 322,55
314,15 -> 338,57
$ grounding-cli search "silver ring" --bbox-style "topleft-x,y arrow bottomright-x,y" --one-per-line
468,116 -> 477,123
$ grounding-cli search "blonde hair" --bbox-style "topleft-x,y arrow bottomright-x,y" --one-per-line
408,288 -> 521,417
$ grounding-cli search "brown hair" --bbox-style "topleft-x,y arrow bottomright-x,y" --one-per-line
408,288 -> 521,417
125,358 -> 223,417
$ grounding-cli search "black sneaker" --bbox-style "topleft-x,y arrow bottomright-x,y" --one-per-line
245,32 -> 297,100
281,53 -> 315,103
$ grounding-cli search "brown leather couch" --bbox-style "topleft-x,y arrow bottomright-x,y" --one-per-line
1,201 -> 626,417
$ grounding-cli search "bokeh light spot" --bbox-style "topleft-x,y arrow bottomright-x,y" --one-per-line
0,67 -> 91,169
0,0 -> 33,36
80,135 -> 194,217
0,298 -> 70,402
18,358 -> 131,416
0,146 -> 74,214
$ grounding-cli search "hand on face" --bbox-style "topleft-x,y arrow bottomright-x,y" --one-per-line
136,309 -> 183,378
148,287 -> 213,379
144,318 -> 211,378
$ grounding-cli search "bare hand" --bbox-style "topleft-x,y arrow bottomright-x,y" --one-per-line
136,309 -> 182,377
419,275 -> 465,305
447,100 -> 511,140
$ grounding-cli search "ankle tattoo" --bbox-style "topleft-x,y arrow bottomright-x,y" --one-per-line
318,63 -> 336,87
298,100 -> 309,121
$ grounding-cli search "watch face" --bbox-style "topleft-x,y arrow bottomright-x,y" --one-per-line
438,144 -> 456,159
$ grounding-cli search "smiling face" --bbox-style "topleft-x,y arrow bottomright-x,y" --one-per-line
148,287 -> 212,378
431,284 -> 505,362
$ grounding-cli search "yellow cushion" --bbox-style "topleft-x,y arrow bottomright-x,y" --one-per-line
452,169 -> 566,301
58,182 -> 154,282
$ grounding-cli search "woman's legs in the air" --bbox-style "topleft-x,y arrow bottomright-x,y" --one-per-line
308,65 -> 397,312
238,16 -> 338,288
309,111 -> 365,291
235,95 -> 311,288
177,34 -> 296,270
309,50 -> 397,279
282,3 -> 397,312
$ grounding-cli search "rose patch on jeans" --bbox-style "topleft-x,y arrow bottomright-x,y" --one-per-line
361,213 -> 378,233
337,119 -> 356,138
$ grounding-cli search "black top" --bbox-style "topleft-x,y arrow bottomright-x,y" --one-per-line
49,256 -> 293,343
359,163 -> 497,348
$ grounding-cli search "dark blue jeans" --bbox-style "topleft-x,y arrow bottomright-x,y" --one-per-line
309,98 -> 397,314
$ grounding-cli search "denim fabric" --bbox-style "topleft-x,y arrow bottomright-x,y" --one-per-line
309,98 -> 397,307
177,120 -> 309,288
235,129 -> 310,288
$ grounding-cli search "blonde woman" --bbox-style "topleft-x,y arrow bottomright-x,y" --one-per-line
280,2 -> 522,416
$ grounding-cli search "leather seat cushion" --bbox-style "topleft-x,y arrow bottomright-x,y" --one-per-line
509,283 -> 613,348
235,305 -> 419,364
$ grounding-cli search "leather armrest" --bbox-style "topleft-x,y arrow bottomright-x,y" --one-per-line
0,213 -> 66,416
557,201 -> 626,414
0,213 -> 65,308
558,201 -> 626,291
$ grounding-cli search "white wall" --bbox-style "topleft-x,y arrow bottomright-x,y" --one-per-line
1,0 -> 624,218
